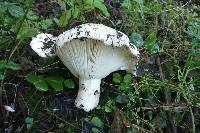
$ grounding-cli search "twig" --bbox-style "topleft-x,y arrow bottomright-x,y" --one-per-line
45,109 -> 83,131
18,92 -> 30,115
36,61 -> 60,71
142,103 -> 199,110
132,124 -> 152,133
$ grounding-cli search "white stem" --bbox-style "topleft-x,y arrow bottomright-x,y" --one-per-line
75,79 -> 101,112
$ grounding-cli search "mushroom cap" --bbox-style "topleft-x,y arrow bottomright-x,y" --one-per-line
55,23 -> 139,79
30,33 -> 56,57
56,23 -> 139,57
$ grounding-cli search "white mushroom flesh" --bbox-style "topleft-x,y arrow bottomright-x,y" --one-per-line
30,33 -> 56,57
75,79 -> 101,112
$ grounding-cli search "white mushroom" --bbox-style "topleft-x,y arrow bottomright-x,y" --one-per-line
30,23 -> 139,112
30,33 -> 56,57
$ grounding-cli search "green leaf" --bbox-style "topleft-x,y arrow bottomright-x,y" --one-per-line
122,0 -> 131,9
17,25 -> 38,40
0,2 -> 8,13
92,128 -> 100,133
94,0 -> 110,17
134,0 -> 144,4
0,73 -> 4,80
8,4 -> 24,17
2,16 -> 13,28
146,32 -> 157,45
25,0 -> 33,6
91,117 -> 103,128
147,111 -> 153,120
127,128 -> 137,133
40,18 -> 53,30
25,117 -> 33,124
119,82 -> 130,91
70,6 -> 80,18
130,32 -> 144,47
25,74 -> 43,84
34,80 -> 48,91
134,0 -> 144,19
64,79 -> 75,89
129,93 -> 138,103
115,95 -> 128,104
58,6 -> 80,27
123,74 -> 132,84
80,15 -> 86,22
58,11 -> 69,27
112,73 -> 122,84
145,33 -> 159,53
25,117 -> 33,129
164,63 -> 175,77
136,107 -> 141,112
105,106 -> 112,113
0,61 -> 21,71
58,123 -> 65,129
26,124 -> 32,130
150,43 -> 159,53
84,0 -> 110,17
0,61 -> 21,80
6,61 -> 21,70
0,60 -> 7,70
45,76 -> 64,91
185,22 -> 200,39
175,93 -> 180,103
27,10 -> 39,21
104,100 -> 115,112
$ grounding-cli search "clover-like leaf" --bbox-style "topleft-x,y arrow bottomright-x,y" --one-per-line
91,117 -> 103,128
8,4 -> 24,17
112,73 -> 122,84
34,80 -> 48,92
45,76 -> 64,91
64,79 -> 75,89
130,32 -> 144,47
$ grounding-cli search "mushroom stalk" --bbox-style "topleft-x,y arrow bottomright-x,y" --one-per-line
75,79 -> 101,112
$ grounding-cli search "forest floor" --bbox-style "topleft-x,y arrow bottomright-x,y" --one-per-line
0,0 -> 200,133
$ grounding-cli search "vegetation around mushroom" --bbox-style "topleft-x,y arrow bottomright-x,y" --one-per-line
0,0 -> 199,132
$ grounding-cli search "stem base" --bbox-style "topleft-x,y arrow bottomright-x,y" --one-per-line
75,79 -> 101,112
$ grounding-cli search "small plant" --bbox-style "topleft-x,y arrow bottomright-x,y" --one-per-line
85,116 -> 103,133
57,0 -> 110,27
26,74 -> 76,91
112,72 -> 133,91
103,99 -> 116,113
0,60 -> 21,80
25,117 -> 33,130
